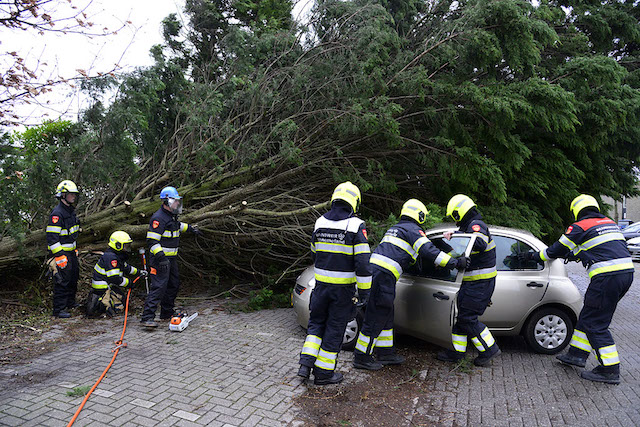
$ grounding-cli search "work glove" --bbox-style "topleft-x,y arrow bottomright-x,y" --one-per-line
192,225 -> 204,237
517,251 -> 534,263
54,255 -> 69,269
455,256 -> 470,270
357,289 -> 370,307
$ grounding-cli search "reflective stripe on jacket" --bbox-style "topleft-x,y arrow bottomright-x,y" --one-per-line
456,214 -> 496,282
91,248 -> 139,289
146,207 -> 190,260
371,219 -> 457,280
540,213 -> 633,278
46,202 -> 80,255
311,206 -> 372,289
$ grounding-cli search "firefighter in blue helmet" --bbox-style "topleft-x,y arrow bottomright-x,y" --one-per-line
87,231 -> 147,317
297,182 -> 372,385
437,194 -> 501,366
46,180 -> 81,318
523,194 -> 633,384
141,187 -> 202,328
353,199 -> 469,370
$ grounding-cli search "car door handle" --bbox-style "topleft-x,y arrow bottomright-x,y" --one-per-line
526,281 -> 545,288
433,292 -> 450,300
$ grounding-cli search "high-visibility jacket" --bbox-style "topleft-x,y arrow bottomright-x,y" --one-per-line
310,204 -> 372,290
146,207 -> 193,262
537,212 -> 633,278
456,212 -> 496,282
46,202 -> 80,255
370,218 -> 458,280
91,248 -> 139,290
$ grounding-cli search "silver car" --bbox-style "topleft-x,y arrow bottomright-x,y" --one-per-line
292,224 -> 583,354
626,236 -> 640,261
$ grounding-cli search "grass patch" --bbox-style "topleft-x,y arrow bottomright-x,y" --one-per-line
66,386 -> 91,397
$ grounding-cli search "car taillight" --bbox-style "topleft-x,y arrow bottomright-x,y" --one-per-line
294,283 -> 307,295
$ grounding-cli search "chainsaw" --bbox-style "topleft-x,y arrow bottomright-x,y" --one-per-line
169,312 -> 198,332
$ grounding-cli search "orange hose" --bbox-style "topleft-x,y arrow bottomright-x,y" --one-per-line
67,277 -> 138,426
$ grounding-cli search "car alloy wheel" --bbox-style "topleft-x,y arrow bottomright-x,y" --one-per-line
523,307 -> 573,354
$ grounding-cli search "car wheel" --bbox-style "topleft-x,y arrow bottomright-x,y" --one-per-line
523,307 -> 573,355
341,310 -> 363,351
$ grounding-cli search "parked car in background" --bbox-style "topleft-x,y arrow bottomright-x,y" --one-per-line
292,224 -> 583,355
626,236 -> 640,261
622,222 -> 640,240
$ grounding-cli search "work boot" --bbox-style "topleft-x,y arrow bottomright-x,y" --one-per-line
141,319 -> 158,328
556,348 -> 588,368
376,352 -> 406,366
297,365 -> 311,379
353,352 -> 383,370
314,371 -> 344,386
54,311 -> 71,319
580,365 -> 620,384
160,311 -> 178,321
436,349 -> 465,363
474,346 -> 501,367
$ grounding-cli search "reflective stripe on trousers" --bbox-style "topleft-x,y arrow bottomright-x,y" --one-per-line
569,329 -> 592,353
301,335 -> 322,358
314,348 -> 338,371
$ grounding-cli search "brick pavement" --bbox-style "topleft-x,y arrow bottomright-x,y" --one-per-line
1,263 -> 640,426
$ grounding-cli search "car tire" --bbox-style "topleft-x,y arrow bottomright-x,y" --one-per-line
523,307 -> 573,355
341,310 -> 363,351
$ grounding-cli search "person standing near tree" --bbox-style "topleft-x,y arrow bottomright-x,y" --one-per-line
46,180 -> 81,318
297,181 -> 372,385
140,186 -> 202,328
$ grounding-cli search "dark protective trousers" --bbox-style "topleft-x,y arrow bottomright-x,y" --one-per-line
453,277 -> 496,350
357,267 -> 396,356
52,252 -> 79,315
299,283 -> 355,375
577,271 -> 632,355
141,257 -> 180,321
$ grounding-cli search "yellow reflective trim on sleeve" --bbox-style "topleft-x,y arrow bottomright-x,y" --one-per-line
180,222 -> 189,233
146,232 -> 162,241
46,226 -> 62,233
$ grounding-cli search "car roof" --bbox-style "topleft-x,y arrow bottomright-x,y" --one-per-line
426,222 -> 537,239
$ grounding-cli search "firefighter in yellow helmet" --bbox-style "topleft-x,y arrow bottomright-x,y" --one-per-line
87,231 -> 147,317
437,194 -> 500,366
522,194 -> 633,384
353,199 -> 468,370
297,181 -> 372,385
46,180 -> 80,318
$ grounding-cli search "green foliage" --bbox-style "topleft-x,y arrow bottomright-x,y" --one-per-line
66,386 -> 91,397
246,288 -> 290,311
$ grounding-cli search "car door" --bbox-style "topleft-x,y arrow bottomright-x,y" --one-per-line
479,233 -> 549,328
394,233 -> 475,349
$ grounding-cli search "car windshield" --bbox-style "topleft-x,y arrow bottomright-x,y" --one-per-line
405,235 -> 471,281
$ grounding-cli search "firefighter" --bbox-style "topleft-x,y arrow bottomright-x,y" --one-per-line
437,194 -> 500,366
141,186 -> 202,328
46,180 -> 81,318
353,199 -> 469,370
524,194 -> 633,384
87,231 -> 147,317
297,182 -> 372,385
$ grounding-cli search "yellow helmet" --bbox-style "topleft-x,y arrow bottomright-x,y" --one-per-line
401,199 -> 429,224
331,181 -> 361,213
55,180 -> 78,198
570,194 -> 599,220
446,194 -> 476,222
109,231 -> 133,251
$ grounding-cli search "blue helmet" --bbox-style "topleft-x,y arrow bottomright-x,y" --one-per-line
160,186 -> 181,200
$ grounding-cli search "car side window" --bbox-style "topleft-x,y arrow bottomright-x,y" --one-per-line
494,235 -> 543,271
405,235 -> 472,281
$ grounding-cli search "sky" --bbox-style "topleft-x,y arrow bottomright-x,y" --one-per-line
1,0 -> 186,127
1,0 -> 314,129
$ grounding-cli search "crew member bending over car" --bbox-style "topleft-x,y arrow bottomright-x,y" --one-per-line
353,199 -> 469,370
437,194 -> 501,367
522,194 -> 633,384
